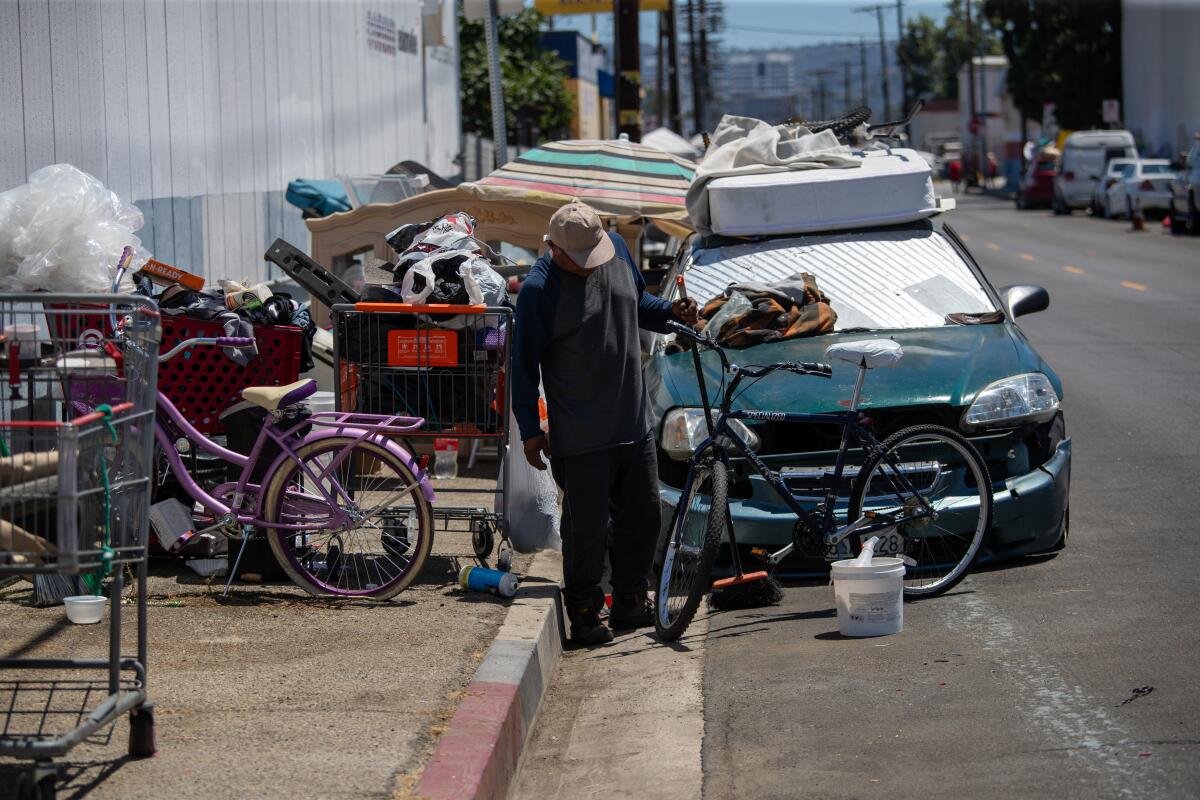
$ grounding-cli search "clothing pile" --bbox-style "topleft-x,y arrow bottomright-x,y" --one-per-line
134,276 -> 316,371
695,273 -> 837,348
369,212 -> 507,318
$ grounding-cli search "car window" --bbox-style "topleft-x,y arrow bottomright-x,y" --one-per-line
1120,163 -> 1136,178
1143,163 -> 1172,174
685,228 -> 997,333
1036,159 -> 1056,171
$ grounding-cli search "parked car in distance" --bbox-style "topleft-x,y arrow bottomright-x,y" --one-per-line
647,222 -> 1071,570
1090,158 -> 1137,215
1168,133 -> 1200,235
1053,129 -> 1137,214
1102,159 -> 1175,219
1016,152 -> 1059,209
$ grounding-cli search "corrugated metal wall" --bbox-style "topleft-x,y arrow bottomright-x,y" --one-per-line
0,0 -> 460,283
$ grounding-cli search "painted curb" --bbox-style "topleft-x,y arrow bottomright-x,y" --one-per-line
416,550 -> 564,800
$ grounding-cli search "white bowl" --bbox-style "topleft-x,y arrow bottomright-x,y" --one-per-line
63,595 -> 107,624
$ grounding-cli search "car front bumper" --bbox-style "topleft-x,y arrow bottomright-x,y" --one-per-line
657,437 -> 1071,567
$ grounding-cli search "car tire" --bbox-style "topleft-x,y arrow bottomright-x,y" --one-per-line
1188,192 -> 1200,236
1052,192 -> 1069,216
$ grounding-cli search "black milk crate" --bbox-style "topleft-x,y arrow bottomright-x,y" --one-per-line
332,303 -> 511,439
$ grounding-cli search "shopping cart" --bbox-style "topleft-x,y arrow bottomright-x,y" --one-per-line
332,302 -> 512,565
0,294 -> 160,799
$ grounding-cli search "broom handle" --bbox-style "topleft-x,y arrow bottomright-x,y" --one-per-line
675,275 -> 715,436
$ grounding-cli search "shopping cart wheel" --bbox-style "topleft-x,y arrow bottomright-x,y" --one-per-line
16,770 -> 56,800
496,542 -> 514,572
472,521 -> 495,563
128,703 -> 157,758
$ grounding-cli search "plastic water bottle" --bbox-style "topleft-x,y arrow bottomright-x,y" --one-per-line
433,438 -> 459,480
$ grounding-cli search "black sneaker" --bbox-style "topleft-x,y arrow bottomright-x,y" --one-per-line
609,593 -> 654,631
569,608 -> 614,646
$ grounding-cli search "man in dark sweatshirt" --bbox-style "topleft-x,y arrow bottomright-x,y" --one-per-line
513,200 -> 698,645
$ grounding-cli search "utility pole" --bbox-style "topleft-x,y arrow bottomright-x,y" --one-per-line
966,0 -> 977,176
843,61 -> 852,111
697,0 -> 709,131
657,11 -> 666,129
859,38 -> 868,106
854,4 -> 891,120
667,0 -> 683,132
810,69 -> 834,120
686,0 -> 702,134
614,0 -> 641,140
895,0 -> 906,115
483,0 -> 508,167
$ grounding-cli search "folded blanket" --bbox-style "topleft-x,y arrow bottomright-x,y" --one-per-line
697,273 -> 837,348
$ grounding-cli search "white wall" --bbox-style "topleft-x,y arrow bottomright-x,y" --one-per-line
1122,0 -> 1200,157
0,0 -> 461,283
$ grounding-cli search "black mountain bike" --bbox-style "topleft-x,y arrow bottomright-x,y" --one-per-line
654,319 -> 993,641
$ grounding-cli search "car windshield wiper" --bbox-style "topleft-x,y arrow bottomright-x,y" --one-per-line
836,327 -> 876,333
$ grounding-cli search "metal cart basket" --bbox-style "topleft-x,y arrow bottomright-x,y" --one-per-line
0,294 -> 160,799
332,302 -> 512,563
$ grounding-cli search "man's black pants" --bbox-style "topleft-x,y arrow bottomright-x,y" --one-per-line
549,435 -> 660,619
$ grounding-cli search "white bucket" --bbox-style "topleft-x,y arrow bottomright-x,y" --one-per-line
830,557 -> 905,637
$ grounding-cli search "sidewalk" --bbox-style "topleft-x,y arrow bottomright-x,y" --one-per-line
0,478 -> 526,799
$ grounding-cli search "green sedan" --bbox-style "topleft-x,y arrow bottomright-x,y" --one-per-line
645,220 -> 1070,572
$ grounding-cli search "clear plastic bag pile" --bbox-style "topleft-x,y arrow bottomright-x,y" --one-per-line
0,164 -> 150,293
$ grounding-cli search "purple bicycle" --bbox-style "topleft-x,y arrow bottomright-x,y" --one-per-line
152,335 -> 435,600
100,252 -> 435,600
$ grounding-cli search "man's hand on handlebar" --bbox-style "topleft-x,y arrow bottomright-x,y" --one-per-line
671,297 -> 700,325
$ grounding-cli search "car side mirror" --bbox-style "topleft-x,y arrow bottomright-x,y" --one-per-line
1000,284 -> 1050,318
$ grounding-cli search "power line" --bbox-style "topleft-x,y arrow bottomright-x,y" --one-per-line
723,23 -> 888,39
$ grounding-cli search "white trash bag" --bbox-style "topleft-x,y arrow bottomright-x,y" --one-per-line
497,412 -> 561,553
0,164 -> 150,293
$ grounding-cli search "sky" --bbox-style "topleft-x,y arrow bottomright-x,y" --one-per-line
572,0 -> 951,51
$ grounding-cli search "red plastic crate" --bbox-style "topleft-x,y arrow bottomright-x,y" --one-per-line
159,315 -> 302,433
45,304 -> 302,434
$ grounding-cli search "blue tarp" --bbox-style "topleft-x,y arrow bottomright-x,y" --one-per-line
285,179 -> 352,217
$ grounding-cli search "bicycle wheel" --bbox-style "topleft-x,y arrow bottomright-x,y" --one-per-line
261,436 -> 433,600
848,425 -> 992,599
654,460 -> 727,641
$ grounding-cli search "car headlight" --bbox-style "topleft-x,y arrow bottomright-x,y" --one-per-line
660,408 -> 760,461
963,373 -> 1059,428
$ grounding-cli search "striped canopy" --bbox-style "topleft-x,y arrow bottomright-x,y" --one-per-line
461,138 -> 696,219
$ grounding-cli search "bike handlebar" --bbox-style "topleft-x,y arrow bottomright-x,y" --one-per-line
664,319 -> 833,380
159,336 -> 256,363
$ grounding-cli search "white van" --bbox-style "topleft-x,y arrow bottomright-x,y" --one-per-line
1053,130 -> 1137,214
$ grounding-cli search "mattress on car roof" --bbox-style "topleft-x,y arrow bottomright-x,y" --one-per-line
706,148 -> 939,237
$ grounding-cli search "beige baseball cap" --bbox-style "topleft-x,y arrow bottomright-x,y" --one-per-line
546,200 -> 616,270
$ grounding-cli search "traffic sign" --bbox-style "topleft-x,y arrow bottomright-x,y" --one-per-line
1102,98 -> 1120,125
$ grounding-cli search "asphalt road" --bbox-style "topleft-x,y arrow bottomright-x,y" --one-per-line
701,193 -> 1200,799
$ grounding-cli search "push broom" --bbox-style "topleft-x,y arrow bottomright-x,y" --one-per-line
674,275 -> 783,611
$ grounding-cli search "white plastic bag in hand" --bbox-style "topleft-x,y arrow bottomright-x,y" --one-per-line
497,412 -> 561,553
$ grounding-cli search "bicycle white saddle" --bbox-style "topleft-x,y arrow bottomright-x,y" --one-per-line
242,379 -> 318,411
823,339 -> 903,369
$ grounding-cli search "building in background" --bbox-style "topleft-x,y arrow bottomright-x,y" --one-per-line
1122,0 -> 1200,158
908,99 -> 960,153
539,31 -> 608,140
958,55 -> 1037,185
0,0 -> 460,283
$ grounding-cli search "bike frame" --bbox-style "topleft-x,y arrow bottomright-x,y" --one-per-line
682,358 -> 932,566
153,390 -> 426,530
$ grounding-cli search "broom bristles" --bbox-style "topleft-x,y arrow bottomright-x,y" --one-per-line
32,573 -> 89,607
708,574 -> 784,611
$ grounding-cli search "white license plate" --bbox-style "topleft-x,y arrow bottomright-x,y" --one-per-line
824,531 -> 905,561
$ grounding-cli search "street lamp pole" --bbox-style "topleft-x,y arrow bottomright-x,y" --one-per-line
483,0 -> 508,167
